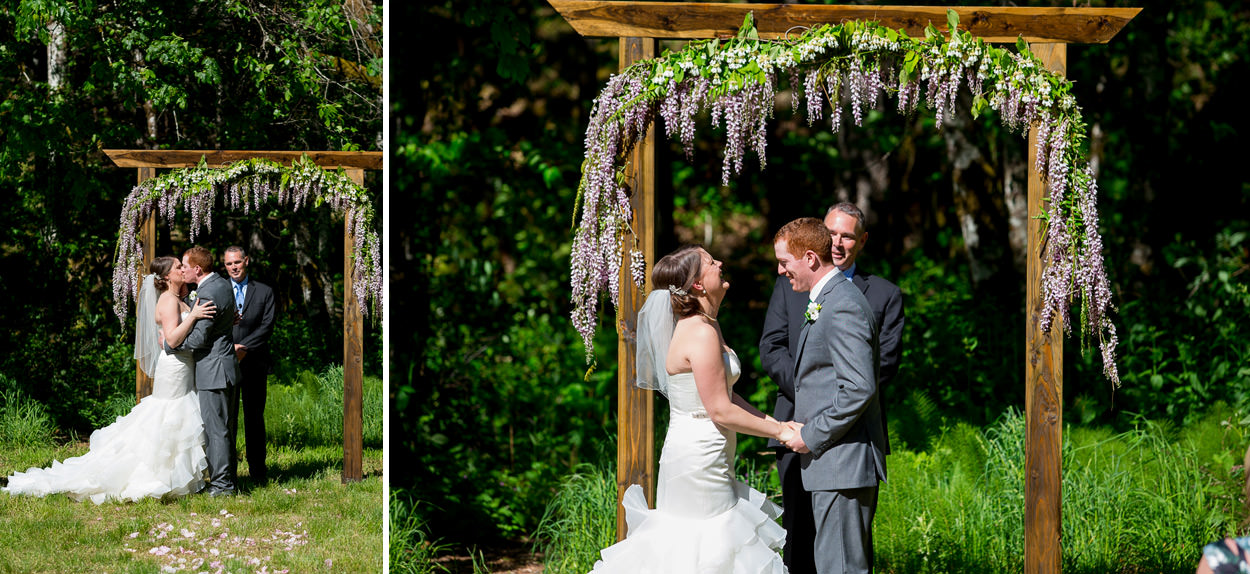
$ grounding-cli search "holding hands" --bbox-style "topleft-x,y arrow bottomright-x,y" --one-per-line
782,421 -> 810,453
775,420 -> 809,453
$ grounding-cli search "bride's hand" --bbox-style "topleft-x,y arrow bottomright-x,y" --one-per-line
776,421 -> 794,443
188,298 -> 217,320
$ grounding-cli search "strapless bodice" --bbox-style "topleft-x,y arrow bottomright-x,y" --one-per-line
665,349 -> 740,418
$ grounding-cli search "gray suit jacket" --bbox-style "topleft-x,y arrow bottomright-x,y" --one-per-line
794,272 -> 887,491
182,273 -> 240,390
761,269 -> 903,453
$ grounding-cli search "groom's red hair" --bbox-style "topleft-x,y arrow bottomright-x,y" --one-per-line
775,217 -> 832,263
183,246 -> 213,272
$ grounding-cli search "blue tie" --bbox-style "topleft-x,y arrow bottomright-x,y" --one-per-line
234,283 -> 244,314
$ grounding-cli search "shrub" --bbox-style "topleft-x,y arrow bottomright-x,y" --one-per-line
265,365 -> 383,448
532,464 -> 617,574
389,489 -> 450,574
0,374 -> 56,447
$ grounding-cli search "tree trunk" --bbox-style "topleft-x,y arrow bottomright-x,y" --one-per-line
46,21 -> 66,89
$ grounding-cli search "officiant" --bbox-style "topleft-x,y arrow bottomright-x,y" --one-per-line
224,245 -> 277,484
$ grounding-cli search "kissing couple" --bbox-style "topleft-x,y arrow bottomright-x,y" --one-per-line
4,246 -> 243,502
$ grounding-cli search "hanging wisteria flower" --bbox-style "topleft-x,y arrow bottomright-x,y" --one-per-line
570,11 -> 1120,384
112,155 -> 383,322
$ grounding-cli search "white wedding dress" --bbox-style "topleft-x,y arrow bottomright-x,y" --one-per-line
4,317 -> 208,504
590,349 -> 787,573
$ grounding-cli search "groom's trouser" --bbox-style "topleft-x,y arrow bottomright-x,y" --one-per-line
200,385 -> 241,492
778,449 -> 818,574
811,486 -> 877,574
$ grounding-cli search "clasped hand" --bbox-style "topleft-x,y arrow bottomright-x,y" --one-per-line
778,421 -> 809,453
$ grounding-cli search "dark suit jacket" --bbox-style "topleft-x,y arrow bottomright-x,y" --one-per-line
232,277 -> 276,367
760,267 -> 904,453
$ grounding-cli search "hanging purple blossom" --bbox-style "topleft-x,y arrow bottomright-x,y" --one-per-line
112,155 -> 383,323
569,13 -> 1122,384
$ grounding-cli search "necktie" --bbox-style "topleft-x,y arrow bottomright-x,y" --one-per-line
235,283 -> 244,314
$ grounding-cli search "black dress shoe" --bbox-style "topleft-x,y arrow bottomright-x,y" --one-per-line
208,488 -> 237,498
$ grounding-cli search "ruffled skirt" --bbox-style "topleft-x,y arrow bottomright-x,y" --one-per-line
589,415 -> 787,573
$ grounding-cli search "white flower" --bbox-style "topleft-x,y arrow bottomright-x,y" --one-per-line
188,290 -> 198,301
805,301 -> 822,322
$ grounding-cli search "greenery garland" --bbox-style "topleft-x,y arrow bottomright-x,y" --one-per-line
112,154 -> 383,321
570,11 -> 1119,384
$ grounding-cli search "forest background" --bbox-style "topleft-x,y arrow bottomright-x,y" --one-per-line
397,0 -> 1250,566
0,0 -> 384,453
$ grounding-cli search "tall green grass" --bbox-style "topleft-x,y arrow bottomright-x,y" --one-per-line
390,490 -> 452,574
534,408 -> 1241,573
0,374 -> 56,448
532,463 -> 618,574
265,364 -> 384,448
875,408 -> 1236,573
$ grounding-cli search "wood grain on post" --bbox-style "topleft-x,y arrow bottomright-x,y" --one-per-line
342,168 -> 366,483
103,149 -> 382,170
1025,42 -> 1066,574
135,167 -> 157,402
549,0 -> 1139,44
615,36 -> 658,541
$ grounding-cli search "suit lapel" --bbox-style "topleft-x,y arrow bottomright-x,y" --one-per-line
793,273 -> 843,378
794,320 -> 812,378
852,269 -> 869,295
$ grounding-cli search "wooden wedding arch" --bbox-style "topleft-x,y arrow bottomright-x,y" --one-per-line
105,149 -> 382,484
548,2 -> 1139,572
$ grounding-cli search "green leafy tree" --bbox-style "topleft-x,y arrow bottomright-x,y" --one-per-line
0,0 -> 383,430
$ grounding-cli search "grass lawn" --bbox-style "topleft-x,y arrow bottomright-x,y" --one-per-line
1,444 -> 383,573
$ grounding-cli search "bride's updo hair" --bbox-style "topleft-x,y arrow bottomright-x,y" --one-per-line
651,245 -> 704,319
150,256 -> 179,292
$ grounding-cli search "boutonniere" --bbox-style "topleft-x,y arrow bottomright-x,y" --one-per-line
188,290 -> 198,302
804,301 -> 822,323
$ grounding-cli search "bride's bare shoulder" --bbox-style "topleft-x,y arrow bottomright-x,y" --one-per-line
671,317 -> 719,352
155,291 -> 182,317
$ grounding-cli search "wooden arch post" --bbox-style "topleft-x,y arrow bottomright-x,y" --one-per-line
105,149 -> 382,484
549,3 -> 1137,571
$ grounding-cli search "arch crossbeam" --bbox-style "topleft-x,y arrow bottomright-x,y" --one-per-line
550,0 -> 1139,44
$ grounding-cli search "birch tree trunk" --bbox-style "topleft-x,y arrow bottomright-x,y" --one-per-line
46,21 -> 66,89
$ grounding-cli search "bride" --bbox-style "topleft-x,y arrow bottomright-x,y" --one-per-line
4,256 -> 215,503
590,245 -> 797,573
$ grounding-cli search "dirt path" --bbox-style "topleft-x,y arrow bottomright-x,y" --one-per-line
434,541 -> 545,574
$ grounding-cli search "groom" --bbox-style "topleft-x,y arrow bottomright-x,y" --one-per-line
179,246 -> 242,496
774,218 -> 885,574
762,203 -> 903,573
